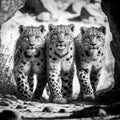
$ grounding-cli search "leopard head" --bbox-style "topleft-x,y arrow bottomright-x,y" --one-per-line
80,26 -> 106,50
48,24 -> 75,57
19,25 -> 46,49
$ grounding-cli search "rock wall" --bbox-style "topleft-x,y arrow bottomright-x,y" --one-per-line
0,0 -> 26,25
95,0 -> 120,104
101,0 -> 120,88
0,0 -> 25,95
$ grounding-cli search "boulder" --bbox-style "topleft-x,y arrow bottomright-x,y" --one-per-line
0,0 -> 25,25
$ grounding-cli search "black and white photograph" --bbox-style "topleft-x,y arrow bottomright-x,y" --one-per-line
0,0 -> 120,119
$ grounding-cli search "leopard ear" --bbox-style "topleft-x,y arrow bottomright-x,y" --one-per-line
19,25 -> 26,33
68,24 -> 75,32
38,25 -> 46,33
80,27 -> 87,35
99,26 -> 106,35
48,24 -> 55,31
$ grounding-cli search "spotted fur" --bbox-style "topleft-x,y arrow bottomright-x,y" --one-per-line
75,26 -> 106,101
13,25 -> 47,100
45,24 -> 75,103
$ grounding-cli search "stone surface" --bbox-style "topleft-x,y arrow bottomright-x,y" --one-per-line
20,0 -> 59,21
0,101 -> 9,106
42,106 -> 55,112
36,12 -> 57,22
69,7 -> 93,21
0,94 -> 120,119
0,110 -> 21,120
0,0 -> 25,25
20,0 -> 48,15
70,103 -> 120,118
58,108 -> 66,113
101,0 -> 120,88
94,0 -> 120,104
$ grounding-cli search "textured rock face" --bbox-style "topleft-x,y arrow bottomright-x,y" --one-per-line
20,0 -> 59,21
95,0 -> 120,104
101,0 -> 120,89
0,0 -> 25,25
0,0 -> 25,94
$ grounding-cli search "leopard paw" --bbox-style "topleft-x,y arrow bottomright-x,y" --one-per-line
83,94 -> 95,101
52,97 -> 68,104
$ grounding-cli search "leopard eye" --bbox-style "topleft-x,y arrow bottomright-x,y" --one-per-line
65,33 -> 69,36
85,36 -> 90,42
97,36 -> 101,39
24,36 -> 29,40
52,33 -> 58,38
36,36 -> 39,39
97,36 -> 103,42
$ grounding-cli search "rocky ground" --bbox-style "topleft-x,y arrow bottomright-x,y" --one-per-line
0,94 -> 82,119
0,94 -> 120,120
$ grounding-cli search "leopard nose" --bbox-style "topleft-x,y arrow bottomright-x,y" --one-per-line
58,41 -> 64,43
29,43 -> 35,46
29,41 -> 35,46
91,43 -> 96,46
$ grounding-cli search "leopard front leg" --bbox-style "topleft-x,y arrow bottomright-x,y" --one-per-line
33,75 -> 47,101
15,71 -> 34,100
14,60 -> 34,100
32,57 -> 47,101
90,67 -> 102,93
48,70 -> 67,104
61,67 -> 74,101
78,69 -> 95,101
